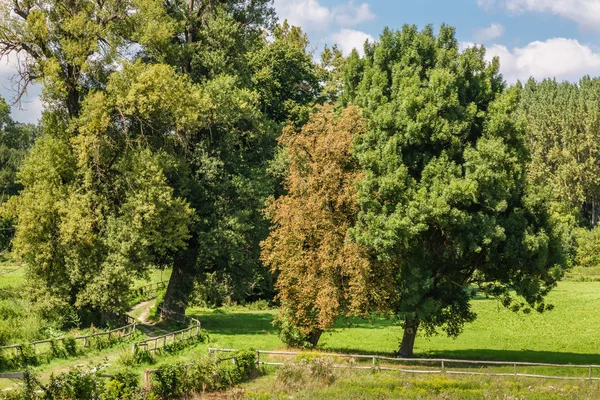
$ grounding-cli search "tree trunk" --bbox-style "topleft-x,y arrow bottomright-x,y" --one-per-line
162,235 -> 198,319
307,329 -> 323,347
398,318 -> 420,358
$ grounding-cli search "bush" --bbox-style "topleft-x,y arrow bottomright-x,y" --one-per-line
575,226 -> 600,269
45,367 -> 104,400
63,335 -> 78,357
102,370 -> 142,400
246,300 -> 270,311
117,349 -> 156,367
150,350 -> 257,398
16,343 -> 38,368
189,272 -> 233,308
277,355 -> 335,389
151,362 -> 189,400
272,310 -> 313,348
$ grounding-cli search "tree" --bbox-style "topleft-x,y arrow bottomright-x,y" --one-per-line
262,105 -> 391,347
349,25 -> 565,357
0,95 -> 37,250
517,77 -> 600,227
0,0 -> 130,117
6,62 -> 198,319
139,15 -> 322,316
0,96 -> 36,199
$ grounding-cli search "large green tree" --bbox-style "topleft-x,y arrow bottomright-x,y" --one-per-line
349,25 -> 565,357
133,8 -> 321,315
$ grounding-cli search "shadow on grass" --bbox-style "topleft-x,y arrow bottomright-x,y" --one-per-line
319,346 -> 600,366
423,349 -> 600,365
187,311 -> 277,335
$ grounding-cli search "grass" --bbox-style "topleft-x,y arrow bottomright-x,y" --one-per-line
4,261 -> 600,398
239,368 -> 600,399
133,268 -> 172,288
0,261 -> 25,289
185,281 -> 600,366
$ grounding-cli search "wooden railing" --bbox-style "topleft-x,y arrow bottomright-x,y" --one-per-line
132,281 -> 168,301
131,317 -> 201,354
208,348 -> 600,382
0,316 -> 136,356
157,306 -> 194,325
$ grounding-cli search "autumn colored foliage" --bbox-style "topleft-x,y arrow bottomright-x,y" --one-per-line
262,105 -> 390,346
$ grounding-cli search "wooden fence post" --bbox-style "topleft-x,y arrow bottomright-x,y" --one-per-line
144,370 -> 151,388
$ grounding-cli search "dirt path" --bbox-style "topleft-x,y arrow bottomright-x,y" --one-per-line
128,299 -> 169,336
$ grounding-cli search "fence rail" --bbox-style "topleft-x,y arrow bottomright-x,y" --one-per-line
208,348 -> 600,382
133,281 -> 168,300
0,317 -> 136,356
132,318 -> 201,354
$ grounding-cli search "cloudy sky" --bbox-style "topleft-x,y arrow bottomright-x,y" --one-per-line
3,0 -> 600,123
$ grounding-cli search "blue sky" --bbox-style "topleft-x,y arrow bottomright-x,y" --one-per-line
3,0 -> 600,123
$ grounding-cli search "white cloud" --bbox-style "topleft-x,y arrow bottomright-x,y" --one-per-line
480,0 -> 600,30
474,23 -> 505,42
329,29 -> 374,56
273,0 -> 375,31
485,38 -> 600,83
333,2 -> 375,27
273,0 -> 332,30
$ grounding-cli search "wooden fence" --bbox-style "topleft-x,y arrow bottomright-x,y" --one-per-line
133,281 -> 168,300
132,317 -> 201,354
157,306 -> 194,325
208,348 -> 600,382
0,316 -> 137,356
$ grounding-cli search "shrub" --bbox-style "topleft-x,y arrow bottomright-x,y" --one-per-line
63,335 -> 78,357
16,343 -> 38,367
575,226 -> 600,269
186,356 -> 221,392
272,311 -> 313,348
117,349 -> 156,367
151,362 -> 189,400
246,300 -> 270,311
45,367 -> 104,400
102,370 -> 142,400
277,356 -> 335,389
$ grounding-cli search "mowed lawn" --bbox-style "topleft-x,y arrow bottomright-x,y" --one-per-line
188,281 -> 600,365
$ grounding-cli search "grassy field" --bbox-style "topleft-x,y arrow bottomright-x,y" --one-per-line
184,281 -> 600,365
4,260 -> 600,398
238,368 -> 600,399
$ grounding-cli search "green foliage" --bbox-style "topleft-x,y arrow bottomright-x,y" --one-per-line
102,370 -> 141,400
574,226 -> 600,269
62,335 -> 78,357
45,366 -> 104,399
117,348 -> 156,368
250,21 -> 320,124
517,77 -> 600,227
272,309 -> 314,349
150,362 -> 189,400
246,300 -> 270,311
348,24 -> 565,355
149,350 -> 256,399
